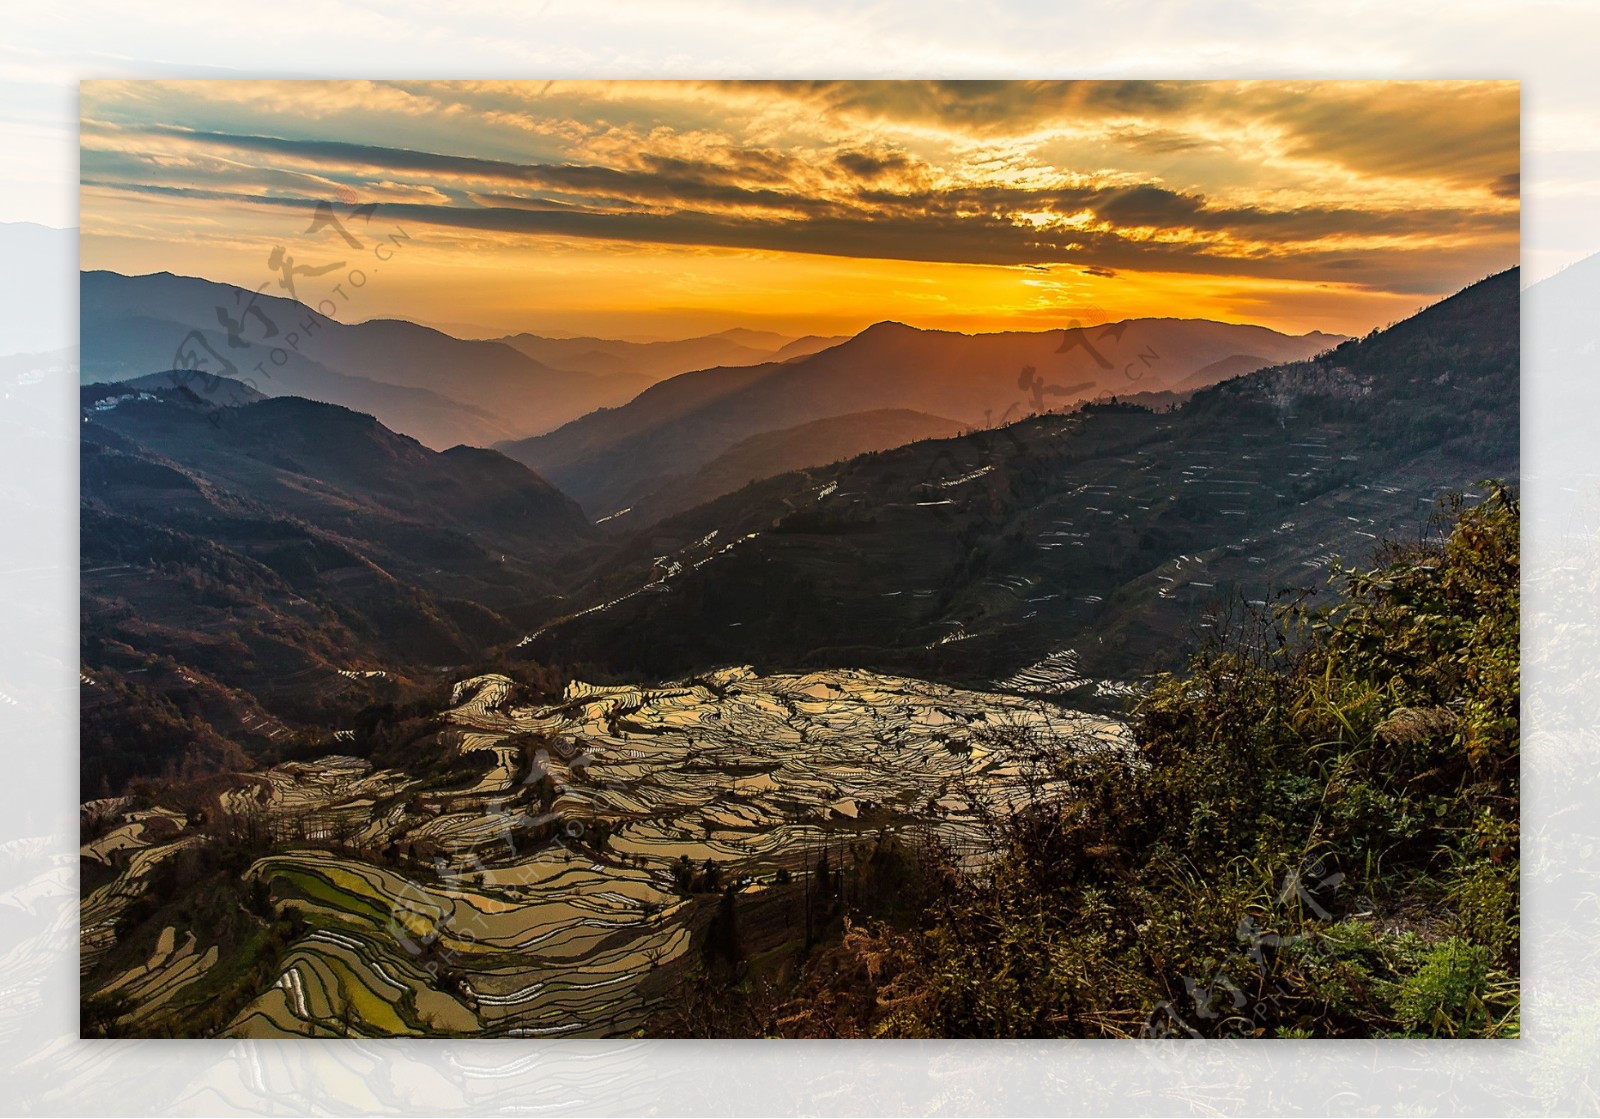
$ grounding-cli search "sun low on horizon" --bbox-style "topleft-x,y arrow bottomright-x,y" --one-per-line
79,79 -> 1519,341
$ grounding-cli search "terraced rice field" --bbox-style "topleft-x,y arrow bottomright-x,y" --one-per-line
81,666 -> 1128,1037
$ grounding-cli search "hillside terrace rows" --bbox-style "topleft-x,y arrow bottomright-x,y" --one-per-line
81,665 -> 1128,1037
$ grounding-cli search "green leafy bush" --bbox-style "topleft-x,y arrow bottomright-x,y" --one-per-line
778,487 -> 1519,1038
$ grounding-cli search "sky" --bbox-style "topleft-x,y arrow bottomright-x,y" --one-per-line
78,79 -> 1520,340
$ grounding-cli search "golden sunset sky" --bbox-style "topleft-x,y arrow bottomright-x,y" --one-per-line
79,79 -> 1519,340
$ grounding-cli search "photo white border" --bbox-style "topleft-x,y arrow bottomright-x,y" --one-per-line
2,4 -> 1595,1113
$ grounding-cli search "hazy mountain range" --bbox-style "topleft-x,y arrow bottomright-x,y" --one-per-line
81,271 -> 851,452
495,327 -> 845,380
82,270 -> 651,449
498,317 -> 1345,521
83,270 -> 1343,528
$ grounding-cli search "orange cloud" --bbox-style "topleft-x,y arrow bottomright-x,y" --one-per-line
79,79 -> 1519,340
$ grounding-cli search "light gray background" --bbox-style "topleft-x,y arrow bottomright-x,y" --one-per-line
1,4 -> 1594,1114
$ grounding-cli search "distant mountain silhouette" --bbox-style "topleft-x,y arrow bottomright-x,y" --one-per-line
771,334 -> 848,361
494,329 -> 845,381
82,379 -> 591,568
81,270 -> 652,449
499,317 -> 1345,518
